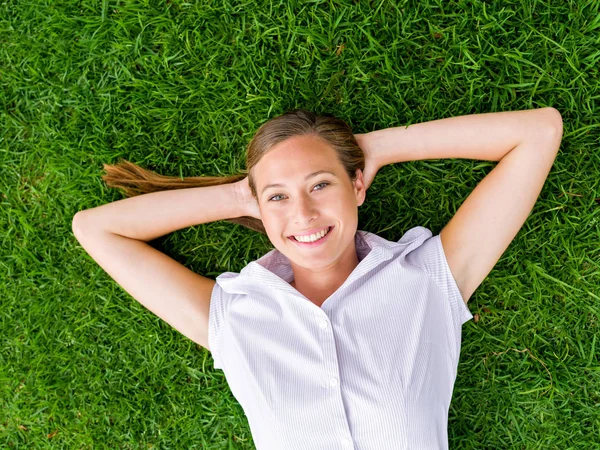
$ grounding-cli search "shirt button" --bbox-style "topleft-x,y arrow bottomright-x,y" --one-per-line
341,437 -> 352,447
329,377 -> 338,387
319,319 -> 328,330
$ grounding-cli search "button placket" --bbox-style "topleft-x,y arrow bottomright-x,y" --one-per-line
319,318 -> 339,390
312,311 -> 353,445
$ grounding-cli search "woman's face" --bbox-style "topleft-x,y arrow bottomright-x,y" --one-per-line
253,134 -> 366,270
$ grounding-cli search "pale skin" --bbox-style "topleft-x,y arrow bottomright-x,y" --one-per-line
73,107 -> 564,351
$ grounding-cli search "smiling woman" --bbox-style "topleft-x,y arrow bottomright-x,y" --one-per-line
73,107 -> 561,450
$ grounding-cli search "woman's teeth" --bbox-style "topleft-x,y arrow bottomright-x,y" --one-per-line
293,227 -> 330,243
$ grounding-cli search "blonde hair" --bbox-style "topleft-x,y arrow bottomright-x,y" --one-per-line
101,109 -> 365,235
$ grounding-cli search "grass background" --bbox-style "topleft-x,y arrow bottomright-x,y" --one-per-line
2,0 -> 599,448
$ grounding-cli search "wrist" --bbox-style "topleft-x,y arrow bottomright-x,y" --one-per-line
355,132 -> 386,170
230,180 -> 247,218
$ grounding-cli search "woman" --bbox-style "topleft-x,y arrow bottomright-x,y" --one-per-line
72,107 -> 563,449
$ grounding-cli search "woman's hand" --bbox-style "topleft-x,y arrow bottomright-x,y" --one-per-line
354,133 -> 381,191
234,176 -> 262,221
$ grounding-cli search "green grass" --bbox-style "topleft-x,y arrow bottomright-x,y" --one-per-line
2,0 -> 599,448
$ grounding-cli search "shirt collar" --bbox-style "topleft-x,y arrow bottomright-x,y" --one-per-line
242,230 -> 395,293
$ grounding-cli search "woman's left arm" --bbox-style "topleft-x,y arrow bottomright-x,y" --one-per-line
354,107 -> 563,304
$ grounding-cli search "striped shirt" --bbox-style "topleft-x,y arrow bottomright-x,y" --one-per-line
208,226 -> 473,450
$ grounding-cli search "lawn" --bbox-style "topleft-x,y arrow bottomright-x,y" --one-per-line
2,0 -> 599,448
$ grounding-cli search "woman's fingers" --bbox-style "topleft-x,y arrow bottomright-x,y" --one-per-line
354,133 -> 379,191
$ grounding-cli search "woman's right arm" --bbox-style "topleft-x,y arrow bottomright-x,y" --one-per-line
74,182 -> 248,241
72,181 -> 253,351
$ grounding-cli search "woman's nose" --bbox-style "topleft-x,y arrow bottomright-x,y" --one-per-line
293,194 -> 317,221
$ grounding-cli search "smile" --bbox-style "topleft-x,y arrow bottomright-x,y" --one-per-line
287,226 -> 334,246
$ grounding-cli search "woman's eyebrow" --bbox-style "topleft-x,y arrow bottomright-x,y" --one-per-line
261,170 -> 336,195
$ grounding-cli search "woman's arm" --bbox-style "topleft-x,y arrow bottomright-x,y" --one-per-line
356,107 -> 563,304
355,107 -> 561,168
74,181 -> 249,241
71,180 -> 254,351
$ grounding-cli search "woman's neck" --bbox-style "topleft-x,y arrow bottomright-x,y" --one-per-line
289,241 -> 359,307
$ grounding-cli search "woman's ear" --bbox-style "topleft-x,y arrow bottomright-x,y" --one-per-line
353,169 -> 367,207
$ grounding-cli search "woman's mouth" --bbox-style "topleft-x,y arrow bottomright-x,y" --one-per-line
287,226 -> 334,247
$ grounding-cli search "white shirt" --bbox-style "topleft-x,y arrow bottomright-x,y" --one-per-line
208,226 -> 473,450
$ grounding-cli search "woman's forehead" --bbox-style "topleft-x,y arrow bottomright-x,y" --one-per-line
255,137 -> 341,182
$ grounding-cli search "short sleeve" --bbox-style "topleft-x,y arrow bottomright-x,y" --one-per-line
404,231 -> 473,327
208,278 -> 235,370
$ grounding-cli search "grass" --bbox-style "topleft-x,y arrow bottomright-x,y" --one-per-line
1,0 -> 599,448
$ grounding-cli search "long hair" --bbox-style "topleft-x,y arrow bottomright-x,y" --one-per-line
101,109 -> 365,235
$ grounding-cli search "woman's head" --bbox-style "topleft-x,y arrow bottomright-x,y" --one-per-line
245,109 -> 366,270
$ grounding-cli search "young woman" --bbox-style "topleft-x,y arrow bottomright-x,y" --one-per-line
72,107 -> 563,450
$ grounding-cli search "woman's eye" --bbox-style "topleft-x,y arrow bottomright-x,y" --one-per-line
268,182 -> 329,202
